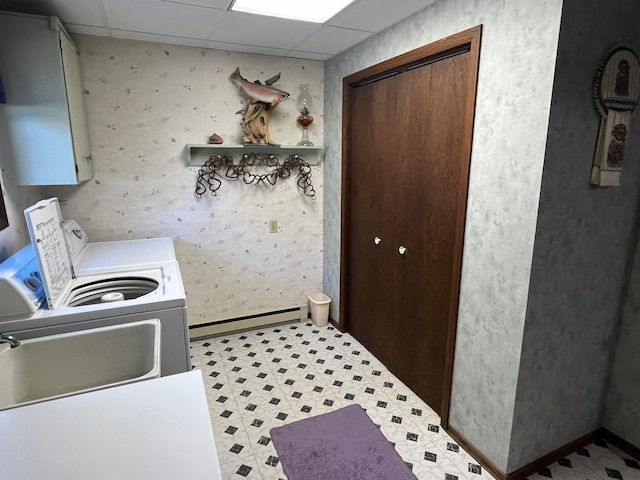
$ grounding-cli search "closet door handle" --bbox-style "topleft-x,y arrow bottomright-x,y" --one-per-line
374,236 -> 382,245
398,245 -> 407,255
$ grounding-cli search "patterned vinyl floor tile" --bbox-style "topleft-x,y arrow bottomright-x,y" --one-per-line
190,322 -> 637,480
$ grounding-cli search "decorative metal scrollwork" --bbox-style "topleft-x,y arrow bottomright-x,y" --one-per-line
195,152 -> 316,198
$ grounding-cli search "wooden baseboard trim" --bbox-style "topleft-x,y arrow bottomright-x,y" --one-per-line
505,430 -> 598,480
446,425 -> 601,480
600,428 -> 640,460
328,316 -> 345,332
446,424 -> 507,480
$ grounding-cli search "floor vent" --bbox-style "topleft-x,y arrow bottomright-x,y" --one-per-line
189,305 -> 308,339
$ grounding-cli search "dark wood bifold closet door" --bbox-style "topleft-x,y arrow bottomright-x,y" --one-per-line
342,27 -> 480,419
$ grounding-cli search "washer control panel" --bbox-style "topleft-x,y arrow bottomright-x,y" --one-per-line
0,244 -> 45,318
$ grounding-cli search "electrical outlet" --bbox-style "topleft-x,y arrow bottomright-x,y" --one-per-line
269,220 -> 277,233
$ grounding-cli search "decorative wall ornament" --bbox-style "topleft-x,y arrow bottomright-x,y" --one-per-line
230,67 -> 289,145
296,84 -> 314,146
591,46 -> 640,186
195,153 -> 316,198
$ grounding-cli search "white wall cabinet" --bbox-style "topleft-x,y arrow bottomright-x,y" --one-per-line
0,11 -> 93,186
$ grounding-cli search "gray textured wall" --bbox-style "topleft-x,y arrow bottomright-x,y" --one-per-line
605,239 -> 640,447
323,0 -> 563,471
509,0 -> 640,471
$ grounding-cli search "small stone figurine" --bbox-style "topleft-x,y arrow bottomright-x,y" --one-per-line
208,133 -> 223,144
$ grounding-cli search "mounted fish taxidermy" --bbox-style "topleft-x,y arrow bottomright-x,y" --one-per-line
230,67 -> 289,145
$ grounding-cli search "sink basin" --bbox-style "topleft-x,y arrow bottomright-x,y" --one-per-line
0,319 -> 161,410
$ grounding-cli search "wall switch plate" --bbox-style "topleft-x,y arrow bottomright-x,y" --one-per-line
269,220 -> 277,233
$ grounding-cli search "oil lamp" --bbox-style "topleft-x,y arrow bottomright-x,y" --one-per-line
296,84 -> 314,146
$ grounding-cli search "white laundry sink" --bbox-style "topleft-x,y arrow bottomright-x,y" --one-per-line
0,319 -> 161,410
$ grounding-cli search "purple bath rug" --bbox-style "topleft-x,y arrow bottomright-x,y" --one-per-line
270,403 -> 417,480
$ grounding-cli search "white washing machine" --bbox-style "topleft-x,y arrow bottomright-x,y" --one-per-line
0,198 -> 190,375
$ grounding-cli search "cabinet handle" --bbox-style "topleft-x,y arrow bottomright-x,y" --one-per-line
85,154 -> 92,163
398,246 -> 407,255
374,236 -> 381,245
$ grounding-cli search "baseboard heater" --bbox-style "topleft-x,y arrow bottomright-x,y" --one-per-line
188,304 -> 308,339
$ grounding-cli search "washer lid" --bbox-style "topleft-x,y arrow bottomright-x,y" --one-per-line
24,197 -> 74,309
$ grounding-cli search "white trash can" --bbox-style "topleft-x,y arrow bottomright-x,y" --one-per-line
308,293 -> 331,327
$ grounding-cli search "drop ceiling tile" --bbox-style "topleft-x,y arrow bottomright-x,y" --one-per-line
65,24 -> 111,37
282,50 -> 332,62
205,40 -> 288,58
328,0 -> 435,32
47,0 -> 105,26
209,11 -> 320,50
0,0 -> 434,60
159,0 -> 230,8
294,26 -> 372,56
110,29 -> 208,48
101,0 -> 223,39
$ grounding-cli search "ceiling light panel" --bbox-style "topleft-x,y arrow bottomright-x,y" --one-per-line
230,0 -> 356,23
211,11 -> 317,49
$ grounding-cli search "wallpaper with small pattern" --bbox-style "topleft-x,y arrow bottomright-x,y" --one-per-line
44,35 -> 325,326
606,230 -> 640,450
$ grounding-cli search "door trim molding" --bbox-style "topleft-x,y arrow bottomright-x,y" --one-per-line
339,25 -> 482,426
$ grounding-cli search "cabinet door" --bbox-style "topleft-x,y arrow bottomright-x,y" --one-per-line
0,12 -> 92,185
60,30 -> 93,182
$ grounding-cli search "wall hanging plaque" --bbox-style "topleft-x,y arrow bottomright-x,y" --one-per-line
591,46 -> 640,186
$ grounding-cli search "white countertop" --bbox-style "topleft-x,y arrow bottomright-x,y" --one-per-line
0,370 -> 222,480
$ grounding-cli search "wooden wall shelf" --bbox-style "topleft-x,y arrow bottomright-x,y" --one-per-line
187,144 -> 324,166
